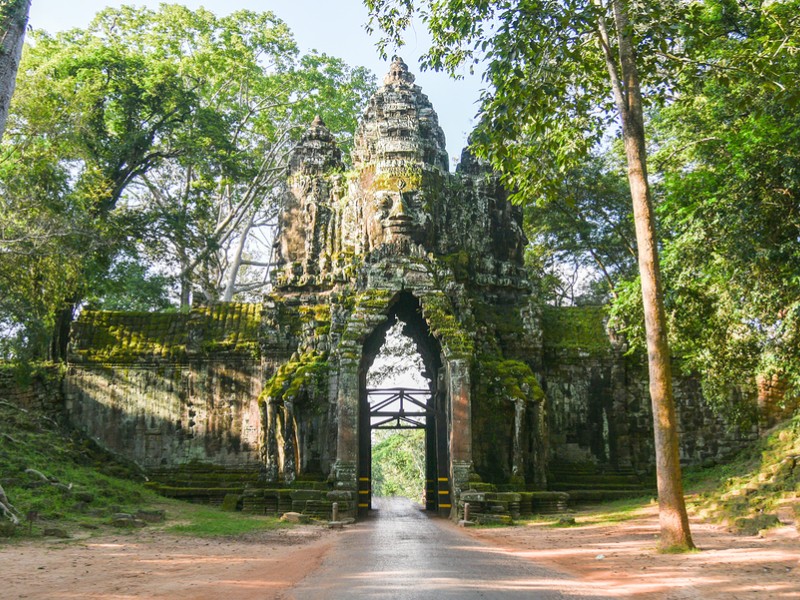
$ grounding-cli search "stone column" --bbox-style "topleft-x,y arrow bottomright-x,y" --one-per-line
262,400 -> 279,483
448,358 -> 472,518
333,354 -> 359,494
282,401 -> 297,484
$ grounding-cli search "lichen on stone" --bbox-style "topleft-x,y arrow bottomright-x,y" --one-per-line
541,305 -> 610,354
260,350 -> 330,406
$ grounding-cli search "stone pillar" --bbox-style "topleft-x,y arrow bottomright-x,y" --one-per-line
282,401 -> 297,484
262,401 -> 279,483
333,355 -> 359,496
610,353 -> 633,469
448,358 -> 472,518
757,373 -> 792,429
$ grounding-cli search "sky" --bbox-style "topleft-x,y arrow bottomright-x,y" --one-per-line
26,0 -> 485,166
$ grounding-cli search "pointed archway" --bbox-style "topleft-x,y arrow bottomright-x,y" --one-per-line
356,291 -> 450,516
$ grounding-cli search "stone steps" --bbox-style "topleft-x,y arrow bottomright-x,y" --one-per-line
145,470 -> 351,519
547,461 -> 655,504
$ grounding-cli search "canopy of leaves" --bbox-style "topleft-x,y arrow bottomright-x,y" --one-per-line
371,429 -> 426,500
525,150 -> 636,305
366,0 -> 686,202
610,0 -> 800,419
0,4 -> 375,359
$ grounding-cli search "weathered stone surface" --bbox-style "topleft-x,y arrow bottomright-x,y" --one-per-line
280,511 -> 311,524
110,514 -> 146,528
134,509 -> 167,523
262,57 -> 545,519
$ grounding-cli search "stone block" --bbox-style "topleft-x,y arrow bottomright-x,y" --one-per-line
326,490 -> 353,502
290,489 -> 324,502
43,527 -> 70,538
280,511 -> 311,524
460,491 -> 485,502
220,494 -> 241,512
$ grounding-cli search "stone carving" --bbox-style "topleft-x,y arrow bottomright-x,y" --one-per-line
264,57 -> 545,516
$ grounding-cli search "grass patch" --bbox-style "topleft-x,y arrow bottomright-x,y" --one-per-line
683,414 -> 799,527
517,495 -> 656,529
166,505 -> 290,537
0,401 -> 160,536
0,400 -> 300,541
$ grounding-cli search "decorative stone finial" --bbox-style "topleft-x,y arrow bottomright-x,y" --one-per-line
383,56 -> 416,85
288,115 -> 342,175
305,115 -> 333,141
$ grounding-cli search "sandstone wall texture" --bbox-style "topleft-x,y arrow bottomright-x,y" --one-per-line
64,304 -> 264,470
541,306 -> 757,473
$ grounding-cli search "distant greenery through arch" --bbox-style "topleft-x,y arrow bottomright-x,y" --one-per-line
371,429 -> 425,501
368,318 -> 428,502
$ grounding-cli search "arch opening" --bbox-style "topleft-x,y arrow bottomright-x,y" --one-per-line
357,291 -> 450,515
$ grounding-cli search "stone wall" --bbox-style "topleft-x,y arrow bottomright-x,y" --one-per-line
64,304 -> 264,470
64,360 -> 262,469
0,365 -> 65,421
541,306 -> 758,474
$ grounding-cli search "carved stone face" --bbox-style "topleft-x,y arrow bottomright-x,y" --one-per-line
366,189 -> 431,250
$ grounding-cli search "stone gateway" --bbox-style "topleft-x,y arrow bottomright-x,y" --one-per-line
64,59 -> 754,521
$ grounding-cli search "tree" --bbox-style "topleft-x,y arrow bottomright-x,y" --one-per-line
93,5 -> 375,306
3,16 -> 204,359
525,151 -> 636,306
0,5 -> 374,359
371,429 -> 426,500
0,0 -> 29,141
642,0 -> 800,422
365,0 -> 694,549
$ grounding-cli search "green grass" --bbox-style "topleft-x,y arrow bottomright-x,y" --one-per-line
512,495 -> 656,529
166,505 -> 291,537
514,414 -> 798,534
683,414 -> 799,527
0,401 -> 157,532
0,401 -> 298,541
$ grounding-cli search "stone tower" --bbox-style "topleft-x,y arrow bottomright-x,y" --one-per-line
262,57 -> 544,518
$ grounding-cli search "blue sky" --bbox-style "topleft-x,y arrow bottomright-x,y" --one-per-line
27,0 -> 484,166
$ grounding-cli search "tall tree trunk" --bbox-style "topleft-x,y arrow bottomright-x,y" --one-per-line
222,212 -> 255,301
0,0 -> 30,141
602,0 -> 695,550
49,297 -> 78,363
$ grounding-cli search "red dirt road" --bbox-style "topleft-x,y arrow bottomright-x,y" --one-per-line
1,503 -> 797,599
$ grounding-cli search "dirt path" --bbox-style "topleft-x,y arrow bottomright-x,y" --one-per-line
1,526 -> 332,600
1,505 -> 797,599
465,505 -> 800,599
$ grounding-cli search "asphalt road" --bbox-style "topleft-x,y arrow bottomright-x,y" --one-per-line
287,496 -> 605,599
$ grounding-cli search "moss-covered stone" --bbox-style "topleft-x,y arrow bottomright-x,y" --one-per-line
71,303 -> 262,363
261,350 -> 329,405
419,292 -> 474,359
541,305 -> 610,354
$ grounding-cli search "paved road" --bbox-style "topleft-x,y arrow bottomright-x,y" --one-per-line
287,497 -> 604,599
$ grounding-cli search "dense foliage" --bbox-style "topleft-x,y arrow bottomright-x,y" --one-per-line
608,0 -> 800,419
0,4 -> 374,360
364,0 -> 800,424
371,429 -> 426,500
